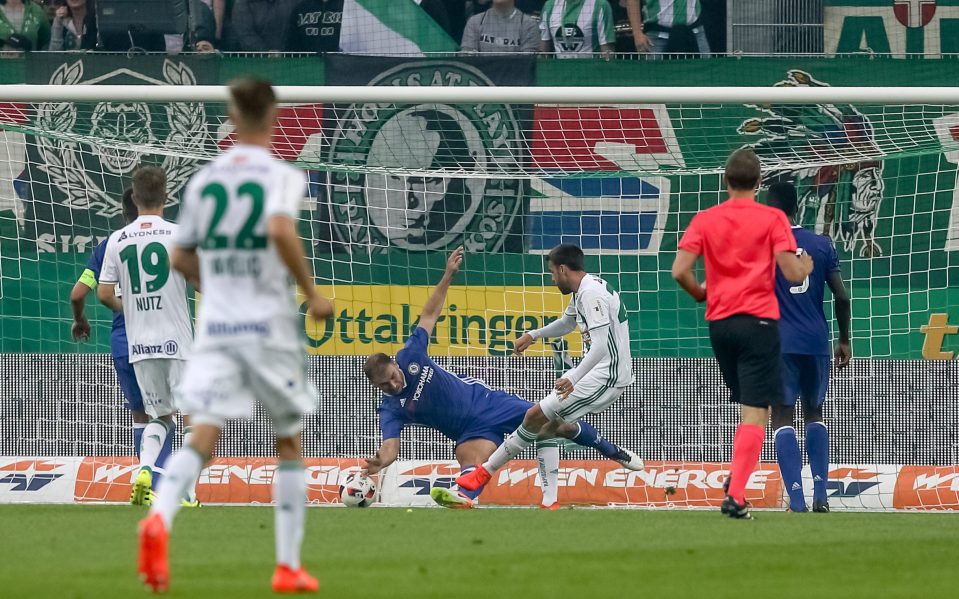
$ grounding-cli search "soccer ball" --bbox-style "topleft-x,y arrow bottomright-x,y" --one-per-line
339,473 -> 376,508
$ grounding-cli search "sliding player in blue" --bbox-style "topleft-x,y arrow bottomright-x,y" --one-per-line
363,247 -> 643,510
767,183 -> 851,513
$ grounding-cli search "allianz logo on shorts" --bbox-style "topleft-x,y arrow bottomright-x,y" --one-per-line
131,340 -> 178,356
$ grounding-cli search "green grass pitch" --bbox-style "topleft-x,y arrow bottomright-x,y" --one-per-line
2,504 -> 958,598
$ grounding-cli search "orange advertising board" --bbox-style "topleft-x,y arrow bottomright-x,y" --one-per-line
893,466 -> 959,510
74,457 -> 364,504
477,460 -> 783,508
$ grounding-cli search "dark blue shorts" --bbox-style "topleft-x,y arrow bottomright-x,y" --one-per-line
781,353 -> 830,410
113,353 -> 144,412
455,391 -> 533,447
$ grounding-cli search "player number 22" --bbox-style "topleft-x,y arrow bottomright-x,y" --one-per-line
789,248 -> 809,295
200,181 -> 267,250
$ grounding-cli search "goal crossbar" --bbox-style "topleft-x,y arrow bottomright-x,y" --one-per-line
1,85 -> 959,104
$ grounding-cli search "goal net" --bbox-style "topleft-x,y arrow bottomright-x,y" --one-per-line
1,66 -> 958,511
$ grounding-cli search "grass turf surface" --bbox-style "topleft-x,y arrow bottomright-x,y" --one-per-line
2,505 -> 958,598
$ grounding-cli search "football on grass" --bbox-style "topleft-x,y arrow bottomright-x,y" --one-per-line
339,473 -> 376,507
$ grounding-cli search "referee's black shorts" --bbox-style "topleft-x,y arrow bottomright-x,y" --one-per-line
708,314 -> 783,408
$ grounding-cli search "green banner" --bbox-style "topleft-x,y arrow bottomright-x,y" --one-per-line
0,55 -> 957,361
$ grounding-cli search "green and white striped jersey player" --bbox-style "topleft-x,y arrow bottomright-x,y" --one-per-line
456,243 -> 638,493
627,0 -> 710,56
97,166 -> 196,506
539,0 -> 616,59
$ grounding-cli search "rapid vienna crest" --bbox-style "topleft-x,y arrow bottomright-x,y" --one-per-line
35,60 -> 208,217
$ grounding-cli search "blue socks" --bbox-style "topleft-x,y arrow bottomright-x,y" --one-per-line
133,423 -> 146,460
806,422 -> 829,504
775,426 -> 806,511
572,421 -> 618,459
152,420 -> 176,490
457,466 -> 482,500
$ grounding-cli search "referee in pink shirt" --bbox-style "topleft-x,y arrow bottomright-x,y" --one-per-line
672,148 -> 813,519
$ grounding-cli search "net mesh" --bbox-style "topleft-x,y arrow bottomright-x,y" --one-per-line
1,76 -> 958,510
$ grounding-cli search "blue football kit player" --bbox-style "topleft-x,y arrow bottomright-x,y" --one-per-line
767,183 -> 851,513
363,247 -> 644,510
68,189 -> 173,493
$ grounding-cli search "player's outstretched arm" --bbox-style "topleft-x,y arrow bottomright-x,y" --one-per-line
96,282 -> 122,313
363,437 -> 400,476
416,246 -> 463,335
671,249 -> 706,302
827,270 -> 852,369
268,214 -> 334,321
516,312 -> 577,355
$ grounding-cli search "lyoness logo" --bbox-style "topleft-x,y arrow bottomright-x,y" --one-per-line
327,62 -> 524,254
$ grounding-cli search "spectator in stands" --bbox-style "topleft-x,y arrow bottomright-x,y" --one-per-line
231,0 -> 298,51
285,0 -> 342,52
49,0 -> 96,51
191,0 -> 219,51
626,0 -> 710,57
539,0 -> 615,59
0,0 -> 51,51
461,0 -> 538,53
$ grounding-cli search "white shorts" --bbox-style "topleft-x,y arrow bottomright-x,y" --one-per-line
132,358 -> 186,419
540,375 -> 627,423
177,345 -> 316,437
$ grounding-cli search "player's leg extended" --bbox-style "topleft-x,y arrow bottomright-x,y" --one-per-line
803,355 -> 831,512
773,354 -> 806,512
552,420 -> 644,471
114,351 -> 147,460
134,415 -> 172,506
432,439 -> 498,509
139,423 -> 219,593
131,360 -> 179,505
456,404 -> 549,492
271,433 -> 318,593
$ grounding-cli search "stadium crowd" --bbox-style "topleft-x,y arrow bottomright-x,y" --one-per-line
0,0 -> 729,55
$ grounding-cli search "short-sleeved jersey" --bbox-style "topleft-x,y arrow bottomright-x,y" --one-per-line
540,0 -> 615,58
84,238 -> 128,357
100,216 -> 193,363
678,197 -> 797,321
564,274 -> 633,386
776,226 -> 841,356
174,144 -> 307,352
460,8 -> 540,53
377,327 -> 494,441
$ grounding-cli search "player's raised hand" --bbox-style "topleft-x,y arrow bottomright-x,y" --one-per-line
834,341 -> 851,369
554,377 -> 574,399
307,294 -> 335,321
446,246 -> 464,276
71,316 -> 90,342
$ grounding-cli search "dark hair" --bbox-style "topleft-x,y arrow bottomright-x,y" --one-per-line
121,187 -> 138,223
725,148 -> 761,191
766,182 -> 798,219
132,167 -> 167,209
229,78 -> 276,129
364,353 -> 392,380
548,244 -> 585,271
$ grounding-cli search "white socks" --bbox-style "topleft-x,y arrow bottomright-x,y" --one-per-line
139,419 -> 170,471
151,446 -> 204,529
274,461 -> 306,570
181,426 -> 198,503
484,425 -> 537,473
537,445 -> 560,506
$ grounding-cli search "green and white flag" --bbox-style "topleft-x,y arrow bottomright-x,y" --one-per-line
340,0 -> 459,55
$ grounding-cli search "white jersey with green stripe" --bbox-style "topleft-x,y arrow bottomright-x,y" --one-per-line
565,274 -> 633,386
100,215 -> 193,363
540,0 -> 615,57
643,0 -> 701,27
174,144 -> 308,352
